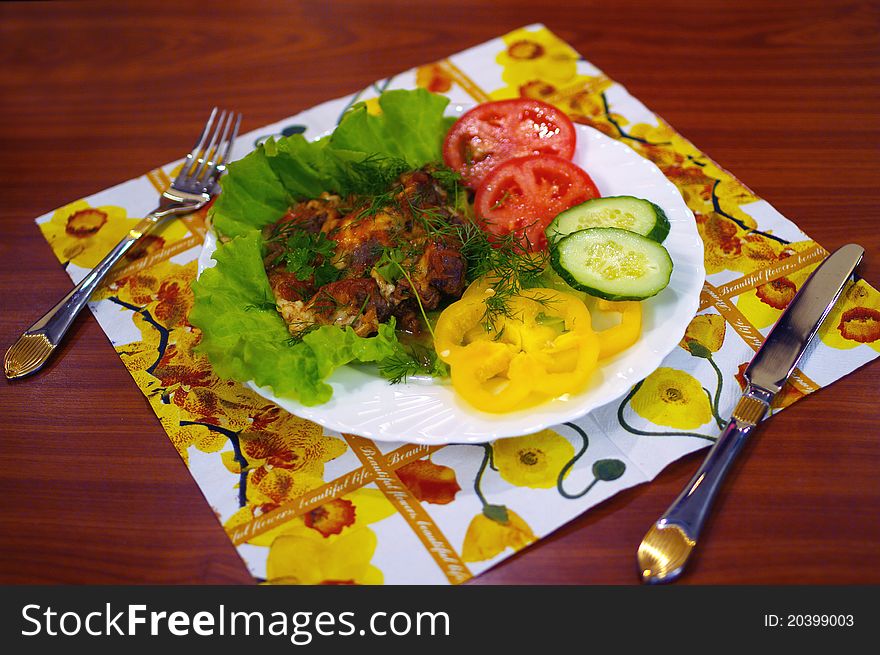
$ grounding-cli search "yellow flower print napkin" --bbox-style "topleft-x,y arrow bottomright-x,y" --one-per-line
34,24 -> 880,584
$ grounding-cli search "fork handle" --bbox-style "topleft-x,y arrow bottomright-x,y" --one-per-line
4,211 -> 166,379
38,214 -> 165,337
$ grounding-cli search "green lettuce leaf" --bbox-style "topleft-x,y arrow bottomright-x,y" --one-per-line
210,146 -> 292,238
190,232 -> 401,406
211,88 -> 453,239
329,89 -> 456,168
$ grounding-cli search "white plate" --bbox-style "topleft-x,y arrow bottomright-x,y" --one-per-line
198,122 -> 704,444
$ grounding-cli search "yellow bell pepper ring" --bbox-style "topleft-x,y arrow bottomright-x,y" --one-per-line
448,340 -> 534,413
594,300 -> 642,360
433,292 -> 497,362
435,285 -> 601,413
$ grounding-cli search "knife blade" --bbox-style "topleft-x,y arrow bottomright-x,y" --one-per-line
637,242 -> 865,584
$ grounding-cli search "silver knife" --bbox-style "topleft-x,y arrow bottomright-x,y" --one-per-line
637,242 -> 865,584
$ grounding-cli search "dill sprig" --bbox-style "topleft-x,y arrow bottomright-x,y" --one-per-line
379,344 -> 448,384
342,153 -> 411,198
338,163 -> 465,240
370,166 -> 552,331
284,322 -> 319,346
244,298 -> 278,312
458,222 -> 550,328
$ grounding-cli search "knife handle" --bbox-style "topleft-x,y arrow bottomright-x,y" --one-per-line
638,387 -> 772,583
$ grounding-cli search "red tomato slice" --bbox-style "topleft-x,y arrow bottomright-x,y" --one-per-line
475,155 -> 600,252
443,98 -> 576,188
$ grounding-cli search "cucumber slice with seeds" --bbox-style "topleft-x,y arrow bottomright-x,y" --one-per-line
550,227 -> 673,301
546,196 -> 670,245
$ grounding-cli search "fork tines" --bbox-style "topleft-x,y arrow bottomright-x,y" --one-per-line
178,108 -> 242,191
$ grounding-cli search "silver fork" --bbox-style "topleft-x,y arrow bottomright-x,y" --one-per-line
4,108 -> 242,380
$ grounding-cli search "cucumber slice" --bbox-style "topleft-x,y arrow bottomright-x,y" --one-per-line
546,196 -> 670,245
550,227 -> 673,301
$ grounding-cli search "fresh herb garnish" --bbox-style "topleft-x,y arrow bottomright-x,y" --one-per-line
284,323 -> 319,346
366,167 -> 553,332
375,246 -> 408,284
345,154 -> 411,198
268,230 -> 341,287
376,244 -> 437,340
338,164 -> 463,238
459,222 -> 550,329
244,292 -> 278,312
379,343 -> 448,384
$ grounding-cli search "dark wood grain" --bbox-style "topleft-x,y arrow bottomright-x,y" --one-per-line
0,0 -> 877,585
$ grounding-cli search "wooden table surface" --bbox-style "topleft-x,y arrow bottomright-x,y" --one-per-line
1,0 -> 878,585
